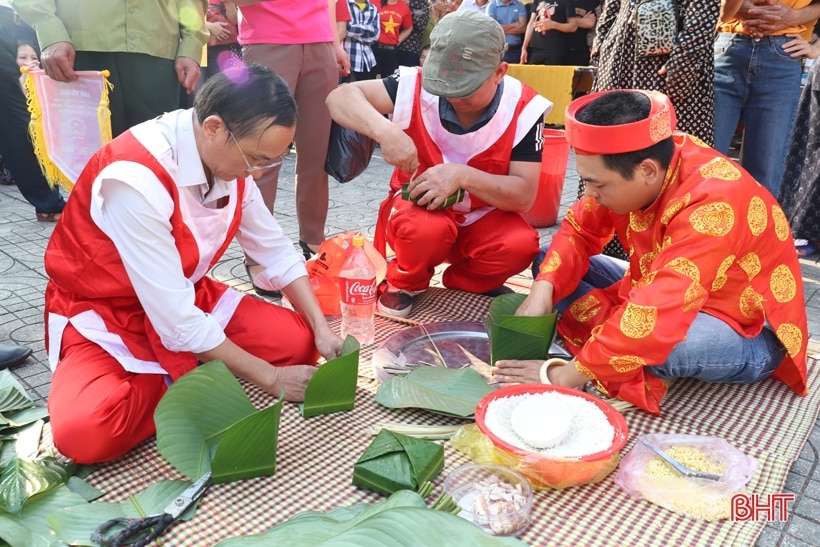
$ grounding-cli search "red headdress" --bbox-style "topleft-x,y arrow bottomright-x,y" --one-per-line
564,90 -> 677,155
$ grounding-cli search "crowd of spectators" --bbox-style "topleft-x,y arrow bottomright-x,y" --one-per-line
0,0 -> 818,260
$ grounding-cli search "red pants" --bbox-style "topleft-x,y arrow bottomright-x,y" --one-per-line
48,296 -> 318,464
383,196 -> 540,293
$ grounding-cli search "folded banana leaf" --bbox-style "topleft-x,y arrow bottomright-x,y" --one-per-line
484,293 -> 557,365
155,361 -> 284,483
352,430 -> 443,496
375,367 -> 493,417
299,336 -> 360,417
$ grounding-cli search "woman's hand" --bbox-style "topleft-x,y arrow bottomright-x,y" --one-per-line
782,33 -> 820,59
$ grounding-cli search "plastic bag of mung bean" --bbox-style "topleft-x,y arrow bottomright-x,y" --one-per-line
614,433 -> 758,521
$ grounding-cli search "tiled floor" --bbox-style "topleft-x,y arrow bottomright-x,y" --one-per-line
1,146 -> 818,546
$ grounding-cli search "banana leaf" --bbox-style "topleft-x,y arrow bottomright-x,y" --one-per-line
155,361 -> 284,484
299,336 -> 360,417
352,430 -> 443,496
375,367 -> 493,418
484,293 -> 558,364
0,485 -> 86,547
215,490 -> 523,546
47,479 -> 200,546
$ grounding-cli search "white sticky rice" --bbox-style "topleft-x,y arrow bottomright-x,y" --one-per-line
484,392 -> 615,458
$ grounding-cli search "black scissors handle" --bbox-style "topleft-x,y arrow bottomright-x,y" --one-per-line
92,512 -> 174,547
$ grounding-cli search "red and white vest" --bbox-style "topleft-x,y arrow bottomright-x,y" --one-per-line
45,121 -> 246,380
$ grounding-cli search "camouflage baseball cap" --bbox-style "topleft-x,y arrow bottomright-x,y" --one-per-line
422,11 -> 506,99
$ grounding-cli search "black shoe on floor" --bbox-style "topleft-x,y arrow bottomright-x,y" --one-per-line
482,285 -> 515,297
0,343 -> 32,370
244,264 -> 282,298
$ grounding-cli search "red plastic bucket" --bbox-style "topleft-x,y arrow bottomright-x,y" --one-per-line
523,128 -> 570,228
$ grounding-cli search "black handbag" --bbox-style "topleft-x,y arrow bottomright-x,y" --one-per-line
325,121 -> 377,183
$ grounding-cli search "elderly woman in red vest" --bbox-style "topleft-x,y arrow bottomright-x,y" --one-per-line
44,65 -> 342,464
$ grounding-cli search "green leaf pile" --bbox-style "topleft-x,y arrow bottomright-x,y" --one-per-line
375,367 -> 493,417
352,430 -> 443,496
484,293 -> 558,364
154,361 -> 284,483
215,490 -> 525,546
0,371 -> 73,517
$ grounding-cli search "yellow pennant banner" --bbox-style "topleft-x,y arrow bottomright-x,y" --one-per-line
23,68 -> 113,191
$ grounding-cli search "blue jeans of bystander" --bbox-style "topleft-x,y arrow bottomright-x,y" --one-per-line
532,252 -> 785,384
713,33 -> 802,197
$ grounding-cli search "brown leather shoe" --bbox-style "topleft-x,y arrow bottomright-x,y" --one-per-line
36,212 -> 61,222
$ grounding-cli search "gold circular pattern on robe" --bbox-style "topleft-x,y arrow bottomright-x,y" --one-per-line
660,195 -> 690,225
633,271 -> 657,290
688,134 -> 710,148
630,210 -> 655,233
776,323 -> 803,358
620,302 -> 658,338
747,196 -> 768,237
583,197 -> 596,212
658,235 -> 673,252
737,252 -> 761,280
772,205 -> 790,242
640,249 -> 658,278
566,336 -> 586,349
698,157 -> 742,181
568,293 -> 602,323
770,264 -> 797,303
739,286 -> 764,319
567,209 -> 583,232
682,281 -> 707,312
689,202 -> 735,237
542,251 -> 562,273
609,355 -> 646,373
575,360 -> 596,380
664,256 -> 701,282
711,255 -> 736,291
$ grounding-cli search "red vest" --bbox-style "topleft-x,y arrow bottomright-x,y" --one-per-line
376,67 -> 548,251
45,130 -> 245,380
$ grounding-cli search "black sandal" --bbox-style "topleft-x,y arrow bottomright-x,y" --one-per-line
244,263 -> 281,298
299,240 -> 317,260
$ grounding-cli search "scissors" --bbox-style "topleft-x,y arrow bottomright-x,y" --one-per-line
91,472 -> 212,547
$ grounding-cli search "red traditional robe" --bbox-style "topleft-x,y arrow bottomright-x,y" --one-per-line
537,134 -> 809,413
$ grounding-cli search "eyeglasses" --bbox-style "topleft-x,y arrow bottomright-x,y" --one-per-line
227,129 -> 283,173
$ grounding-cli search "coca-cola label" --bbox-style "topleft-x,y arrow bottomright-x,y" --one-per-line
340,277 -> 377,305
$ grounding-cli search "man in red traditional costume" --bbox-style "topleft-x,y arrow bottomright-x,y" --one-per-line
494,90 -> 808,413
326,10 -> 551,317
44,65 -> 343,464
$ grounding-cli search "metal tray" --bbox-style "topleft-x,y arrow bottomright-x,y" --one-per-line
371,322 -> 493,384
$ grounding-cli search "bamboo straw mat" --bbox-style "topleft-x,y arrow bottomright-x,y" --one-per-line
85,287 -> 820,546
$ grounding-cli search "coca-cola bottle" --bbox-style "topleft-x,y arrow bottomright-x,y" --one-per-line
339,235 -> 376,344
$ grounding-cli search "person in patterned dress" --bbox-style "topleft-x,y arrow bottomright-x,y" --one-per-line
584,0 -> 719,259
493,90 -> 808,414
779,36 -> 820,257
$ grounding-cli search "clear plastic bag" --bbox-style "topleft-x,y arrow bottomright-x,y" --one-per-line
614,434 -> 759,521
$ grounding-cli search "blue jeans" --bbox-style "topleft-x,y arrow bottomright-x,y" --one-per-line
533,252 -> 785,384
713,33 -> 802,197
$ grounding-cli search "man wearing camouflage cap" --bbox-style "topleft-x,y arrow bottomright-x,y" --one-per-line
327,10 -> 551,318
